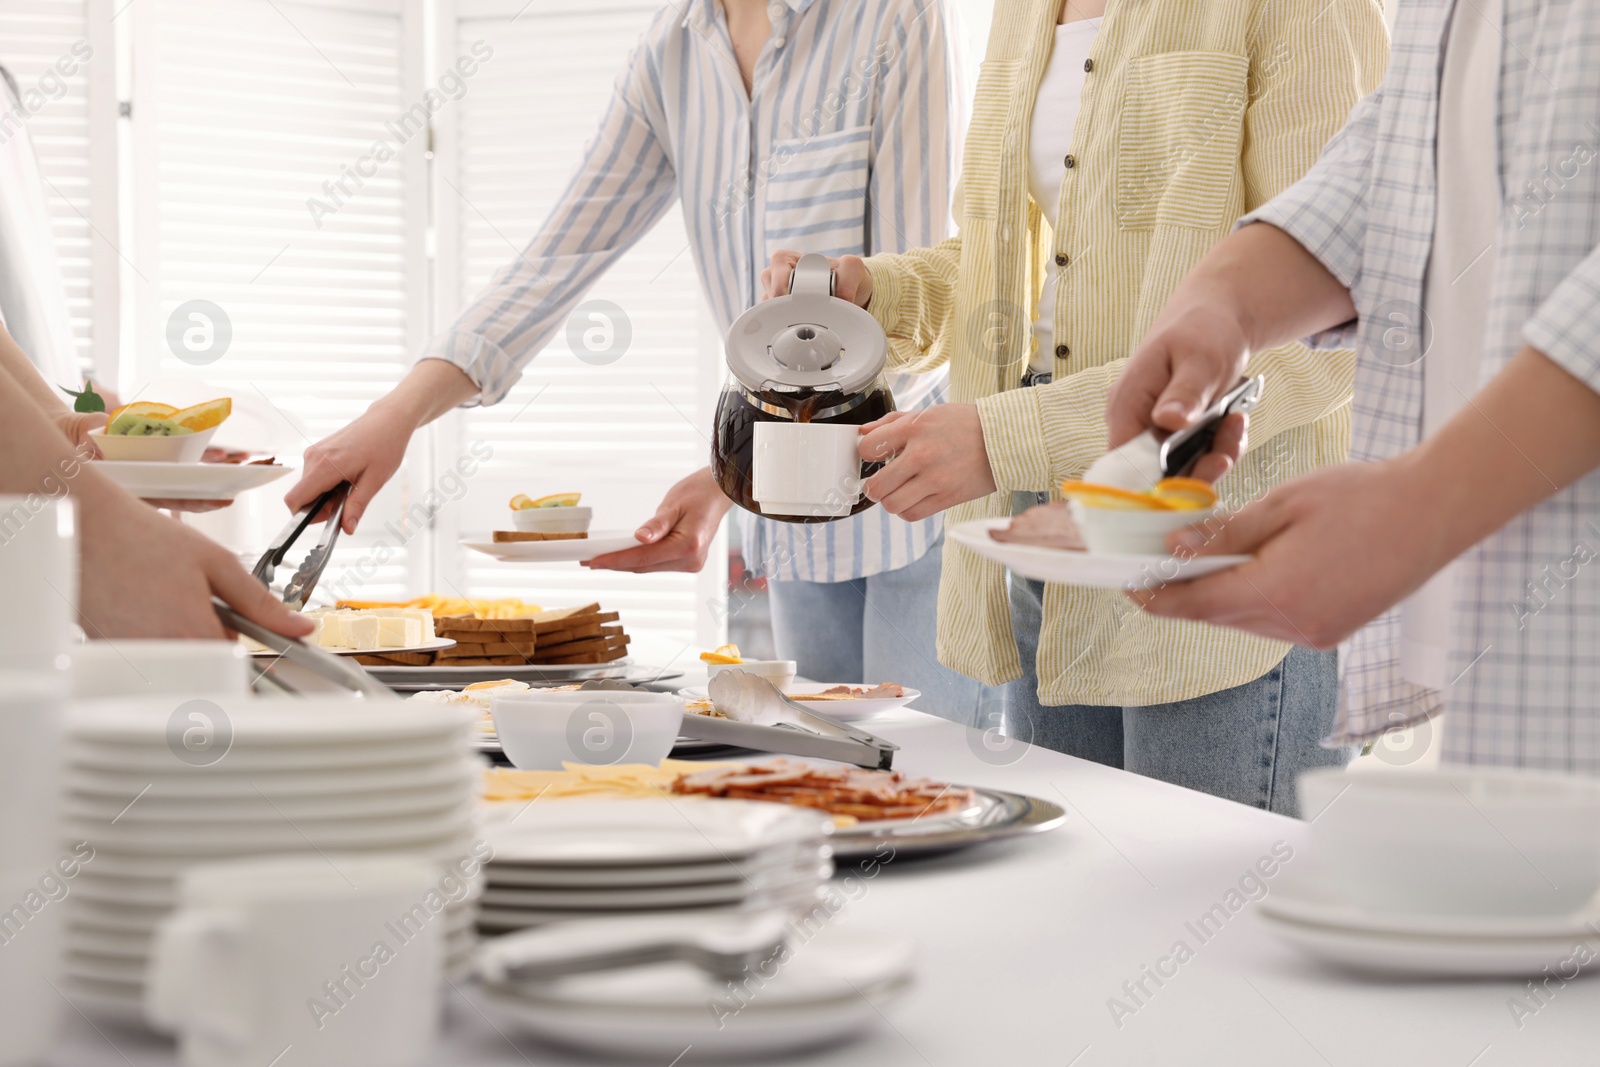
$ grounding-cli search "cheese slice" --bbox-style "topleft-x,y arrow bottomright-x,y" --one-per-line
376,616 -> 423,649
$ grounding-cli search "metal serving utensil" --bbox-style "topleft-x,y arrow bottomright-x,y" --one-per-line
1158,375 -> 1264,478
251,481 -> 350,611
677,671 -> 897,769
214,599 -> 392,699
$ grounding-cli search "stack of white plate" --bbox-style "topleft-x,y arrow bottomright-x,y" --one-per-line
61,697 -> 483,1017
478,799 -> 833,933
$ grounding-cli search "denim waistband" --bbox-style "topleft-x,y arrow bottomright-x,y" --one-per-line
1020,369 -> 1054,389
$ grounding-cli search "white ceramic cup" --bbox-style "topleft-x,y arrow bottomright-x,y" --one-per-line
705,660 -> 798,692
490,689 -> 685,771
147,855 -> 444,1067
0,867 -> 65,1066
69,640 -> 252,701
1068,500 -> 1217,556
1300,767 -> 1600,917
0,496 -> 76,672
752,423 -> 863,518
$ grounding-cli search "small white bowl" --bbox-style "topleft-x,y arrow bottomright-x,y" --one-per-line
1300,767 -> 1600,917
705,660 -> 798,692
90,425 -> 217,463
490,689 -> 684,771
1068,500 -> 1216,556
511,505 -> 593,534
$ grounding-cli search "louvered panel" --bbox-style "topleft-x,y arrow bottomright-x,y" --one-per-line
0,0 -> 94,371
447,5 -> 721,656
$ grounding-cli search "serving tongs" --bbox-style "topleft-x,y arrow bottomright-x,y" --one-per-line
677,671 -> 899,770
215,599 -> 392,698
1157,375 -> 1264,478
252,482 -> 350,611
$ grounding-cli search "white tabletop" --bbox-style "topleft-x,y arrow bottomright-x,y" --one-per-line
50,710 -> 1600,1066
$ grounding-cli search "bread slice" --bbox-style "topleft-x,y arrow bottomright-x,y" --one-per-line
492,530 -> 588,542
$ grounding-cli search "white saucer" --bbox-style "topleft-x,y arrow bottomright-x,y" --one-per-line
1259,873 -> 1600,977
949,517 -> 1248,588
487,843 -> 829,890
679,682 -> 919,722
462,532 -> 640,563
90,460 -> 290,500
483,862 -> 831,910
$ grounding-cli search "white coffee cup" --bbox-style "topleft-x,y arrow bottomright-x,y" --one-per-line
0,671 -> 62,872
490,689 -> 685,771
0,866 -> 66,1065
1300,767 -> 1600,916
0,496 -> 77,673
70,640 -> 252,701
147,855 -> 444,1067
752,423 -> 863,518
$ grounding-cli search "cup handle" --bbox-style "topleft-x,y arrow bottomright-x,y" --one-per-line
146,908 -> 254,1046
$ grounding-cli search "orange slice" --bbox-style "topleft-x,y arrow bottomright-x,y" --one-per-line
1058,480 -> 1176,511
529,492 -> 581,508
699,643 -> 743,664
1150,477 -> 1218,511
171,397 -> 232,432
106,401 -> 178,423
509,494 -> 534,510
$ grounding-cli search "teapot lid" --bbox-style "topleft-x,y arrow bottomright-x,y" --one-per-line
725,253 -> 888,395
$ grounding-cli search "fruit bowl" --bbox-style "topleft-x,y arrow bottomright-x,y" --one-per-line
89,425 -> 217,463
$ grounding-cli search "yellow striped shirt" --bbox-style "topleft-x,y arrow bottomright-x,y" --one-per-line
864,0 -> 1389,705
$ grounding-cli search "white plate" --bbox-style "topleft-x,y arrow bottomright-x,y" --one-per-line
1258,909 -> 1600,978
65,756 -> 480,799
250,635 -> 456,659
482,862 -> 830,910
89,460 -> 290,501
486,843 -> 829,890
68,736 -> 469,772
66,781 -> 474,823
949,517 -> 1249,589
476,884 -> 825,930
69,803 -> 477,853
462,532 -> 640,564
483,799 -> 830,868
1260,869 -> 1600,940
679,683 -> 920,722
67,700 -> 475,745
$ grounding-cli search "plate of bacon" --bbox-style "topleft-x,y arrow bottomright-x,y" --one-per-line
678,682 -> 918,722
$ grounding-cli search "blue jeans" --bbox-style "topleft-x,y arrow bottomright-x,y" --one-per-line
1004,576 -> 1350,816
767,536 -> 994,727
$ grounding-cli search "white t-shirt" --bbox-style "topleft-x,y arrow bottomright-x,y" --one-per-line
1026,18 -> 1101,374
1400,0 -> 1502,690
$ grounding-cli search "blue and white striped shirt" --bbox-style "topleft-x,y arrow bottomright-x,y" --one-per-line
424,0 -> 964,583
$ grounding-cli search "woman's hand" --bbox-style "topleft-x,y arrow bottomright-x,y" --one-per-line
857,405 -> 996,522
583,468 -> 734,573
285,405 -> 413,532
762,250 -> 873,306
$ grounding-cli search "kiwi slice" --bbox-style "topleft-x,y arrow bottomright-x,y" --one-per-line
106,413 -> 195,437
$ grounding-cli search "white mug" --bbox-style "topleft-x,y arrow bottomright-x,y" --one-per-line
752,422 -> 863,518
147,856 -> 444,1067
0,496 -> 76,672
70,640 -> 252,701
0,671 -> 62,872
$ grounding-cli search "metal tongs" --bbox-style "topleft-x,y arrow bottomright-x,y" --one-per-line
677,671 -> 899,769
215,599 -> 391,698
1158,375 -> 1264,478
252,482 -> 350,611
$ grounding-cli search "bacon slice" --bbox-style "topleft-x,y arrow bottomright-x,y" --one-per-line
988,501 -> 1086,550
671,759 -> 974,821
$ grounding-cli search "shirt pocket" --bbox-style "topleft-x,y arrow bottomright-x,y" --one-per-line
762,125 -> 873,257
1115,51 -> 1250,232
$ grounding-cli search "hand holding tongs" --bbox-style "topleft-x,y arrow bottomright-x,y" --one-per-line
252,482 -> 350,611
1158,376 -> 1264,478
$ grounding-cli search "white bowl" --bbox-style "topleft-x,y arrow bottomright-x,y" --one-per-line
89,426 -> 217,463
490,690 -> 684,771
1300,767 -> 1600,917
1068,500 -> 1216,556
705,660 -> 797,692
511,506 -> 592,534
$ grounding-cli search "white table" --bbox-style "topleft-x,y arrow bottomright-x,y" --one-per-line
51,710 -> 1600,1066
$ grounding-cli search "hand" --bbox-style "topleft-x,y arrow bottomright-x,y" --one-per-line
285,404 -> 413,533
55,409 -> 107,452
857,405 -> 995,522
1184,410 -> 1250,485
1107,294 -> 1252,452
583,468 -> 734,573
78,489 -> 316,641
761,250 -> 873,306
1129,457 -> 1446,648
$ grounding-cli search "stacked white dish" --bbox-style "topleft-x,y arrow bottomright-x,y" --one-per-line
60,696 -> 484,1018
477,799 -> 833,933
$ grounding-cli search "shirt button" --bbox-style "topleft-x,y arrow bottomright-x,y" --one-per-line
1055,344 -> 1070,358
768,3 -> 784,15
1083,58 -> 1094,73
774,37 -> 785,46
1054,252 -> 1068,266
1064,155 -> 1076,169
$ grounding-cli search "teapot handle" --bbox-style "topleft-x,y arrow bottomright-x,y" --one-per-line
788,253 -> 835,298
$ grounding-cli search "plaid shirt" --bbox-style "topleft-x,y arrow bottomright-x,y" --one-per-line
1244,0 -> 1600,772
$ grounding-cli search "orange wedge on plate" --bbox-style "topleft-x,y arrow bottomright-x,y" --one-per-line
699,643 -> 743,664
1149,477 -> 1218,511
509,494 -> 534,510
171,397 -> 232,432
106,401 -> 179,423
1058,481 -> 1176,511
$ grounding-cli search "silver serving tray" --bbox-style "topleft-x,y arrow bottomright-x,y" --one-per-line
369,660 -> 681,689
827,786 -> 1066,861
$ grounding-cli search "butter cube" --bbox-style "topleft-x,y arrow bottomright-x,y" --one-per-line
316,613 -> 352,649
376,616 -> 423,649
345,615 -> 381,651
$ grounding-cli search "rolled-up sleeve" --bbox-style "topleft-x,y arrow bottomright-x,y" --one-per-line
1239,86 -> 1385,351
421,33 -> 678,406
1524,241 -> 1600,392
